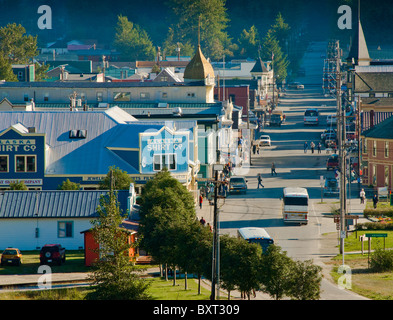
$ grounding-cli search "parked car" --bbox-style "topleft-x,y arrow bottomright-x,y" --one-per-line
327,154 -> 339,170
1,248 -> 22,266
288,82 -> 304,89
321,128 -> 336,140
257,135 -> 271,147
229,177 -> 248,194
40,244 -> 66,265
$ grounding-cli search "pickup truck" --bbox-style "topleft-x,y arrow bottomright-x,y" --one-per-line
40,244 -> 66,265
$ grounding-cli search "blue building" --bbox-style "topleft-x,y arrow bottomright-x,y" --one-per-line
0,107 -> 197,193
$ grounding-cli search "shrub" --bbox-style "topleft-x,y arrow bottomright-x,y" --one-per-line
356,222 -> 393,231
370,248 -> 393,272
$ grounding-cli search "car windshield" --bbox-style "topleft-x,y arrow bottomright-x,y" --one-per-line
42,247 -> 59,253
284,197 -> 308,206
305,110 -> 318,116
3,250 -> 17,255
230,178 -> 245,183
261,136 -> 270,139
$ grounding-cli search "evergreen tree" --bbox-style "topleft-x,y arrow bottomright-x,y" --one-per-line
261,29 -> 289,83
237,25 -> 261,59
113,15 -> 156,61
0,53 -> 17,81
165,0 -> 235,60
87,187 -> 150,300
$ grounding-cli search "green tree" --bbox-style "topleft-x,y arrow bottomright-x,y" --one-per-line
287,260 -> 322,300
99,166 -> 133,190
259,245 -> 294,300
237,25 -> 261,59
0,23 -> 37,63
261,30 -> 289,84
166,0 -> 235,60
0,53 -> 17,81
113,15 -> 156,61
270,12 -> 291,48
139,169 -> 197,284
87,189 -> 150,300
9,180 -> 27,190
57,178 -> 80,190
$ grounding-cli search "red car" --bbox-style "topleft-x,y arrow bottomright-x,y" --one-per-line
327,154 -> 339,170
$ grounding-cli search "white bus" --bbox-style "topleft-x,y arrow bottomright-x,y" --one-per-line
282,187 -> 309,225
237,227 -> 274,253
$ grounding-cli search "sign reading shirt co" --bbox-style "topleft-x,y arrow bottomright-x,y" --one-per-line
0,139 -> 37,152
0,127 -> 45,185
139,127 -> 189,174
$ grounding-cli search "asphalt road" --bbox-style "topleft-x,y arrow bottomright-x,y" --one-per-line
217,41 -> 369,300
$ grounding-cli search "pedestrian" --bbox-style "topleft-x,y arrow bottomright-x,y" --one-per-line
373,194 -> 378,209
200,217 -> 206,225
257,173 -> 264,188
257,144 -> 260,154
304,141 -> 308,153
310,141 -> 315,153
360,188 -> 366,204
317,142 -> 321,153
199,194 -> 203,209
252,142 -> 256,155
271,162 -> 277,176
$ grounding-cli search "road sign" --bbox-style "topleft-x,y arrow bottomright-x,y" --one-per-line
365,233 -> 388,238
345,215 -> 359,219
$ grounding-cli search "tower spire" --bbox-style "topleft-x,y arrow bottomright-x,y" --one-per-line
198,15 -> 201,47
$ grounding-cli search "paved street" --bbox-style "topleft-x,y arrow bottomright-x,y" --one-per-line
201,41 -> 370,300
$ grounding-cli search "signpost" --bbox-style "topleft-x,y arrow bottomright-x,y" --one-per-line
362,233 -> 388,268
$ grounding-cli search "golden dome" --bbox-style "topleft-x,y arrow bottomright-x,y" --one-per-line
184,45 -> 215,81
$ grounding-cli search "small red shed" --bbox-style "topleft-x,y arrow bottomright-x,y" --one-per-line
81,220 -> 140,267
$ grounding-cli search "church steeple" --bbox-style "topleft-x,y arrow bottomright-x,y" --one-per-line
347,1 -> 371,66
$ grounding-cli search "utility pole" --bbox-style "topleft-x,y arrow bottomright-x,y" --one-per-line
210,168 -> 219,300
336,40 -> 346,259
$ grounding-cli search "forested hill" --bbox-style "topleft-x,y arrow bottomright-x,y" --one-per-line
0,0 -> 392,50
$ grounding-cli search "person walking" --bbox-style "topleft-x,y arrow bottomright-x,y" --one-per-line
310,141 -> 315,153
304,141 -> 308,153
271,162 -> 277,176
257,173 -> 264,188
317,142 -> 322,154
199,194 -> 203,209
360,188 -> 366,204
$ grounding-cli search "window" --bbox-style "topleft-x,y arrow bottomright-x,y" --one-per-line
0,156 -> 8,172
162,92 -> 168,98
385,141 -> 389,158
363,139 -> 367,154
113,92 -> 131,101
44,93 -> 49,102
372,165 -> 377,185
187,92 -> 196,98
140,92 -> 150,99
385,166 -> 389,186
96,92 -> 103,102
153,154 -> 176,171
23,94 -> 29,102
373,140 -> 377,157
58,221 -> 73,238
15,155 -> 36,172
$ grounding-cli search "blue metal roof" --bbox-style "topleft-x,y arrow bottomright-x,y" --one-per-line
0,190 -> 130,219
0,108 -> 151,175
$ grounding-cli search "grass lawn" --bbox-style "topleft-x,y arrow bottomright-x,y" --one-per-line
0,277 -> 213,300
0,250 -> 89,275
344,230 -> 393,252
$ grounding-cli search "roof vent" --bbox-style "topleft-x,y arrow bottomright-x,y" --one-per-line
69,130 -> 87,139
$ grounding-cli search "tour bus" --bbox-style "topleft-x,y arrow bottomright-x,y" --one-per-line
304,108 -> 319,126
237,227 -> 274,253
282,187 -> 309,225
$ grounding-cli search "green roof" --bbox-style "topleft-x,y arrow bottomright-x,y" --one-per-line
363,115 -> 393,139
